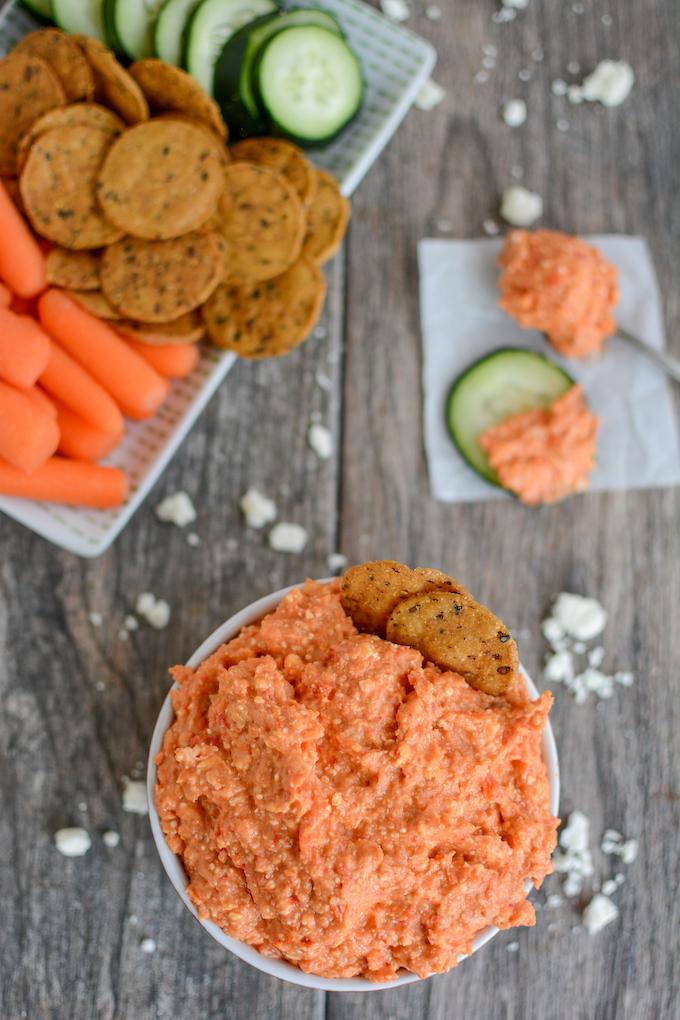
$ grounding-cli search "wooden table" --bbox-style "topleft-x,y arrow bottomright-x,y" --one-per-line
2,2 -> 678,1018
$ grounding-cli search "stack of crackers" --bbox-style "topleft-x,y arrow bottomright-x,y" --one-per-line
0,29 -> 350,359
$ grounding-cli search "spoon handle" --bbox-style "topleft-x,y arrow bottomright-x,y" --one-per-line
616,326 -> 680,384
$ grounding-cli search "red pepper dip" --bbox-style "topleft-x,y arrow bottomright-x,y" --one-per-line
156,580 -> 557,981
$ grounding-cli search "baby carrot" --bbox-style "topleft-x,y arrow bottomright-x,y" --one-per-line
0,307 -> 51,389
0,283 -> 11,307
24,386 -> 57,419
54,398 -> 123,462
126,339 -> 200,379
0,179 -> 46,298
40,342 -> 124,436
38,290 -> 170,420
0,380 -> 60,473
0,457 -> 129,508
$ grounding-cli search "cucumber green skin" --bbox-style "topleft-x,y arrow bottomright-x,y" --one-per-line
445,347 -> 575,488
102,0 -> 127,56
182,0 -> 279,95
19,0 -> 53,22
253,28 -> 364,148
215,9 -> 343,137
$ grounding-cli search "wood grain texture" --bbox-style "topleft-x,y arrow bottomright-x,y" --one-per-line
1,1 -> 679,1018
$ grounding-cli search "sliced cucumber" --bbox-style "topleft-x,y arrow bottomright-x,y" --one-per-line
103,0 -> 166,59
184,0 -> 278,96
52,0 -> 107,41
446,348 -> 574,484
20,0 -> 53,21
254,25 -> 363,146
215,8 -> 342,134
154,0 -> 201,64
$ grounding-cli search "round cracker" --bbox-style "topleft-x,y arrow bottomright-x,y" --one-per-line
128,60 -> 226,140
101,231 -> 224,322
386,590 -> 518,696
340,561 -> 469,636
154,113 -> 230,165
14,28 -> 95,103
96,120 -> 225,240
202,256 -> 325,358
20,125 -> 124,249
114,311 -> 204,345
0,52 -> 65,176
64,289 -> 122,319
16,103 -> 124,174
215,162 -> 305,284
46,247 -> 101,290
302,169 -> 350,265
80,38 -> 149,125
230,138 -> 316,207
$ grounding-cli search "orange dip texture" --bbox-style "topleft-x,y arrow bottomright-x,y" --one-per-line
498,229 -> 618,357
480,384 -> 599,505
156,581 -> 557,981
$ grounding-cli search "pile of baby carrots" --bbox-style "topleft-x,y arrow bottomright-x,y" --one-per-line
0,180 -> 201,509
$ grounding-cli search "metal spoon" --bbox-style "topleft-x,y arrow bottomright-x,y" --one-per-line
616,326 -> 680,384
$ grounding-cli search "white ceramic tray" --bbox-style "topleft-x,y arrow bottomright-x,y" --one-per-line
0,0 -> 435,556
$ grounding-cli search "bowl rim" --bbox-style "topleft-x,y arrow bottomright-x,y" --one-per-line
147,579 -> 560,993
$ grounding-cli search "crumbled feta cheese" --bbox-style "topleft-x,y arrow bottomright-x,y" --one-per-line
140,937 -> 157,954
54,827 -> 91,857
582,894 -> 619,934
122,777 -> 148,815
556,118 -> 570,132
155,491 -> 196,528
316,370 -> 332,391
186,531 -> 201,547
502,98 -> 527,127
546,893 -> 563,908
560,810 -> 590,854
240,487 -> 277,529
615,671 -> 634,687
474,70 -> 489,84
135,593 -> 170,630
124,615 -> 139,632
544,650 -> 574,684
381,0 -> 409,21
552,78 -> 568,96
553,811 -> 594,898
103,830 -> 120,848
493,7 -> 516,21
601,831 -> 638,864
601,878 -> 618,896
268,523 -> 308,554
518,68 -> 531,82
483,218 -> 500,236
328,552 -> 348,574
542,616 -> 568,650
568,84 -> 584,104
500,186 -> 543,226
415,78 -> 445,111
506,940 -> 520,952
588,646 -> 605,668
503,0 -> 528,8
552,593 -> 607,641
581,60 -> 634,107
88,611 -> 103,627
573,641 -> 586,654
308,424 -> 333,460
425,4 -> 441,19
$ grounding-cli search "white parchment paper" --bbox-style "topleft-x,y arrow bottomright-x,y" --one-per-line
418,236 -> 680,502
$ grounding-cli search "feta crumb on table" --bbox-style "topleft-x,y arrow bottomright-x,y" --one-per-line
381,0 -> 409,21
502,98 -> 527,127
240,487 -> 277,529
552,592 -> 608,641
88,612 -> 103,627
268,523 -> 308,554
155,491 -> 196,528
582,894 -> 619,934
308,424 -> 333,460
122,778 -> 148,816
140,937 -> 157,954
500,186 -> 543,226
483,218 -> 500,236
415,79 -> 446,111
135,593 -> 171,630
103,830 -> 120,848
186,532 -> 201,547
506,940 -> 520,952
328,552 -> 348,574
124,615 -> 139,632
580,61 -> 634,107
54,827 -> 91,857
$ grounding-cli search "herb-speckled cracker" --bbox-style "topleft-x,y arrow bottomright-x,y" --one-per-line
20,125 -> 124,249
114,310 -> 204,345
46,247 -> 101,290
202,256 -> 325,358
128,60 -> 226,140
386,590 -> 519,696
16,103 -> 124,174
14,29 -> 95,103
96,120 -> 225,240
302,169 -> 350,265
79,38 -> 149,125
101,231 -> 224,322
230,138 -> 316,207
215,163 -> 305,283
0,52 -> 65,176
340,560 -> 469,636
64,289 -> 122,319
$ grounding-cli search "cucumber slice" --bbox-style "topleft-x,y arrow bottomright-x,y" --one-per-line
446,348 -> 574,485
184,0 -> 278,96
103,0 -> 166,59
254,25 -> 363,146
154,0 -> 200,64
20,0 -> 53,21
215,8 -> 342,134
52,0 -> 106,41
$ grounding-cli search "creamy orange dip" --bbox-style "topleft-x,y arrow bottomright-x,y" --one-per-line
480,384 -> 599,505
156,581 -> 557,981
498,229 -> 618,357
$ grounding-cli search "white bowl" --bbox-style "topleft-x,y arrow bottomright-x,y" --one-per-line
147,581 -> 560,992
